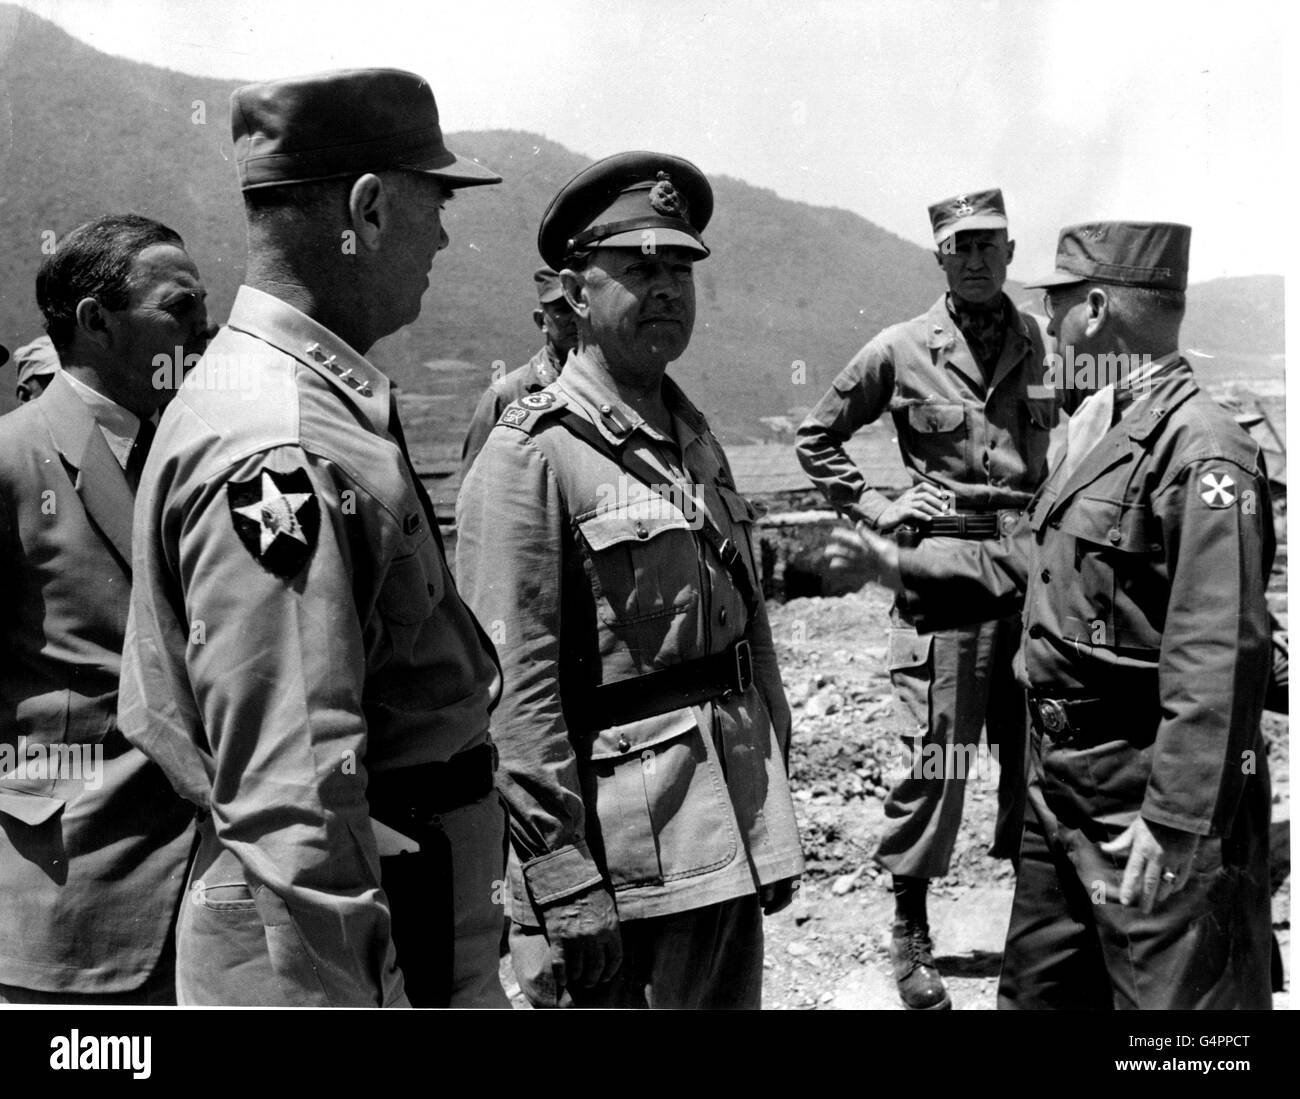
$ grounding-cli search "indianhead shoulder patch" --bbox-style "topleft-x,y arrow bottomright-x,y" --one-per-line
227,468 -> 321,578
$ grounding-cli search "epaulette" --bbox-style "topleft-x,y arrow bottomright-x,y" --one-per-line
496,388 -> 569,435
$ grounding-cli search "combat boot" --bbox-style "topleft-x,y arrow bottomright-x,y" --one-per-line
890,916 -> 951,1010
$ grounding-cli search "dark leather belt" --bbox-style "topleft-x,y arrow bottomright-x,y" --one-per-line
584,639 -> 754,730
367,743 -> 496,832
922,509 -> 1021,539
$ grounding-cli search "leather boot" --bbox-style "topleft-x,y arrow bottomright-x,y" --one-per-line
890,916 -> 951,1009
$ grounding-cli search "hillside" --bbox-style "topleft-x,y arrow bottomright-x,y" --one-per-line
0,4 -> 1284,447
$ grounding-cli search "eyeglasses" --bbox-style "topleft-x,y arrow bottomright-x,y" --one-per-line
1042,284 -> 1090,321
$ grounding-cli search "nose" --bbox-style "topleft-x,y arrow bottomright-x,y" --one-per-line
437,224 -> 450,253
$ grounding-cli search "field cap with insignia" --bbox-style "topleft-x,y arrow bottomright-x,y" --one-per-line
13,336 -> 60,387
534,267 -> 565,304
538,150 -> 713,270
1023,222 -> 1191,291
231,68 -> 501,191
928,188 -> 1008,246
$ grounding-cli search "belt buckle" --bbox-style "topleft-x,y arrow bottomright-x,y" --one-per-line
731,639 -> 753,695
1035,698 -> 1069,736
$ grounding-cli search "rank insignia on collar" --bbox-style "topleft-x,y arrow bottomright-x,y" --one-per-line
227,468 -> 321,577
519,392 -> 556,409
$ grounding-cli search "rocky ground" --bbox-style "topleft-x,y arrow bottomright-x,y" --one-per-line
501,583 -> 1290,1010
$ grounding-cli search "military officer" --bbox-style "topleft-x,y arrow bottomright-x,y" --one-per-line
10,335 -> 61,402
459,266 -> 577,477
456,152 -> 804,1009
117,68 -> 507,1008
827,222 -> 1275,1010
796,188 -> 1053,1009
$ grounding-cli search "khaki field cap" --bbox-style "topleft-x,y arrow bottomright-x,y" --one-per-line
928,189 -> 1008,246
534,267 -> 565,304
1024,222 -> 1191,291
538,150 -> 713,271
231,68 -> 501,191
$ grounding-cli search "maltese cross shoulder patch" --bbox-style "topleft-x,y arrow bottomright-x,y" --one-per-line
227,469 -> 321,577
1199,471 -> 1237,509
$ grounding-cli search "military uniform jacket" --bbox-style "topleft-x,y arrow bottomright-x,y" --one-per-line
0,374 -> 195,992
118,286 -> 501,1006
459,346 -> 561,479
456,349 -> 803,926
899,360 -> 1273,839
796,294 -> 1054,526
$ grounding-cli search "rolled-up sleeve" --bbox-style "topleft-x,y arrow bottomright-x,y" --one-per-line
795,339 -> 895,526
455,430 -> 601,906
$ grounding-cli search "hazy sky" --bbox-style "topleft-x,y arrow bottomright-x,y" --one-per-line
9,0 -> 1291,283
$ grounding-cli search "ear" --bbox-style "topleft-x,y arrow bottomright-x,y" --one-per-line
74,297 -> 113,350
1083,287 -> 1109,338
1005,238 -> 1016,265
933,249 -> 945,268
532,308 -> 544,330
347,173 -> 388,253
560,269 -> 589,319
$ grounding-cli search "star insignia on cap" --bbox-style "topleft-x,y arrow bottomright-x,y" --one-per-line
1199,471 -> 1236,508
951,195 -> 974,217
649,171 -> 687,218
227,468 -> 321,577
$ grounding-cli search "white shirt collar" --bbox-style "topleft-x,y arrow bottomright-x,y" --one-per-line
62,371 -> 142,470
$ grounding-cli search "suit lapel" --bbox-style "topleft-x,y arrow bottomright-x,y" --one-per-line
38,372 -> 135,572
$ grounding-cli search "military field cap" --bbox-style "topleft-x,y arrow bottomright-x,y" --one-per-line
1024,222 -> 1191,291
14,336 -> 60,386
538,151 -> 712,271
231,68 -> 501,191
928,189 -> 1008,245
534,267 -> 565,304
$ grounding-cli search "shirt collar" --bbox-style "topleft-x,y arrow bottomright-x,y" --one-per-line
557,347 -> 709,447
61,370 -> 142,468
223,285 -> 391,435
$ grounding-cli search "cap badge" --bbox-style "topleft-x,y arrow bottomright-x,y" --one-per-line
951,196 -> 974,217
649,172 -> 687,218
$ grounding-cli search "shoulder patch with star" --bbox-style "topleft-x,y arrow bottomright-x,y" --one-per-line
497,389 -> 568,434
227,468 -> 320,578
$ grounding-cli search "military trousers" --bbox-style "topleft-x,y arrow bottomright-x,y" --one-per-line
510,893 -> 764,1008
876,605 -> 1027,879
998,745 -> 1274,1010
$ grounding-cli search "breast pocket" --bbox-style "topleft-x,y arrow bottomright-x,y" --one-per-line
716,484 -> 764,586
576,498 -> 699,626
1055,495 -> 1163,649
896,400 -> 969,473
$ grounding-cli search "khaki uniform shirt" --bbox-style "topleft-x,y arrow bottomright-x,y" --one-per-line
118,286 -> 501,1006
796,294 -> 1054,526
456,349 -> 804,925
459,346 -> 561,479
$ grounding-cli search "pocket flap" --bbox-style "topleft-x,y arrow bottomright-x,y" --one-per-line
1057,495 -> 1161,553
0,788 -> 66,826
907,402 -> 965,434
589,708 -> 700,761
578,500 -> 692,551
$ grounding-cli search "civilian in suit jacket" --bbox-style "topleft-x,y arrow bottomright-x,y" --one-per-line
0,213 -> 214,1002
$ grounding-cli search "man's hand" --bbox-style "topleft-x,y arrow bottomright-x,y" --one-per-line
874,483 -> 949,533
540,883 -> 623,989
760,877 -> 800,916
822,524 -> 903,595
1100,817 -> 1201,914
